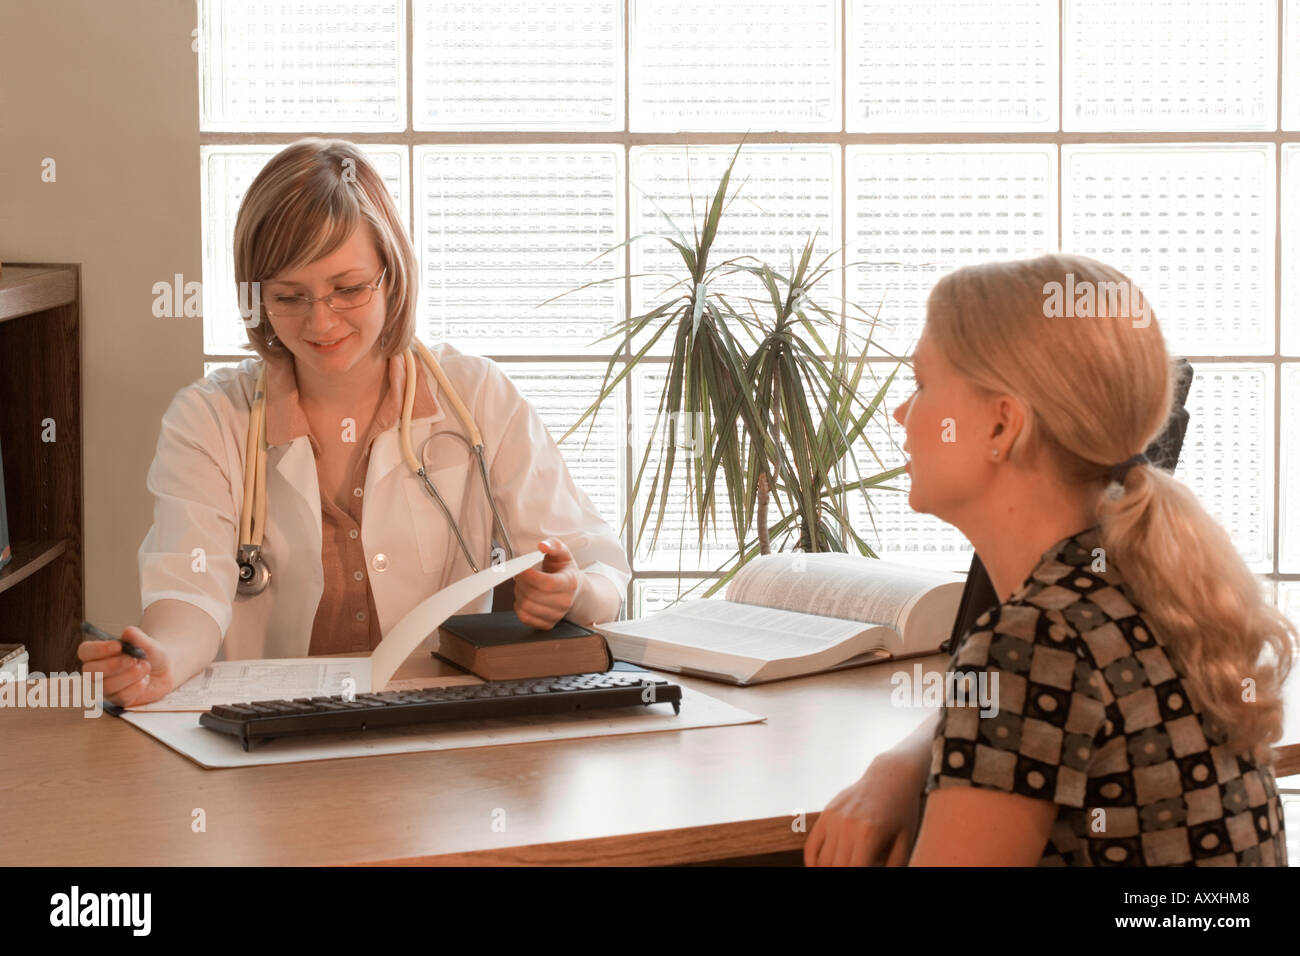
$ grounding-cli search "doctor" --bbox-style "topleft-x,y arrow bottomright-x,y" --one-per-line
79,138 -> 630,707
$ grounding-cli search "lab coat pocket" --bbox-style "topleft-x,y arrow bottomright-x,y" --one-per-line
401,465 -> 469,576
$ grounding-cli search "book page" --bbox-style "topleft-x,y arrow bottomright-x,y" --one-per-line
604,599 -> 865,660
726,552 -> 960,633
369,550 -> 544,690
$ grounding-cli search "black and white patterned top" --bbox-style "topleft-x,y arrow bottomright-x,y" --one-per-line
925,525 -> 1287,866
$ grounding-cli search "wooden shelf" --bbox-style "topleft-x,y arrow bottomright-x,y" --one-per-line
0,266 -> 77,324
0,538 -> 68,595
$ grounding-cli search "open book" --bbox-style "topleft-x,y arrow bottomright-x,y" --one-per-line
594,552 -> 965,685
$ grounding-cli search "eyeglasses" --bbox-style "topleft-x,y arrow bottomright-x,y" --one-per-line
262,266 -> 387,319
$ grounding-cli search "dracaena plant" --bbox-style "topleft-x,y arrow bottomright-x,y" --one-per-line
541,139 -> 907,598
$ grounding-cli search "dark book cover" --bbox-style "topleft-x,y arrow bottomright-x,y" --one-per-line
434,611 -> 614,679
441,612 -> 599,648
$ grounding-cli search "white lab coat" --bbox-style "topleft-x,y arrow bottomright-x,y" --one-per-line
137,342 -> 630,661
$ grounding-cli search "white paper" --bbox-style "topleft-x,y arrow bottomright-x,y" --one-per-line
119,680 -> 762,768
367,549 -> 544,691
127,658 -> 372,712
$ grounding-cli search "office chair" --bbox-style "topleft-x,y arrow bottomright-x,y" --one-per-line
944,358 -> 1194,648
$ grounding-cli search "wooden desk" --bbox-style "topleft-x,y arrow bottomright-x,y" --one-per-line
3,654 -> 941,865
3,652 -> 1297,865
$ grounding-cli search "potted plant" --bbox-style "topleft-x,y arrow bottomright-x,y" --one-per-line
542,140 -> 907,598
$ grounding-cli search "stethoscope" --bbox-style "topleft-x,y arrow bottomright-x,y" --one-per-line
236,339 -> 516,596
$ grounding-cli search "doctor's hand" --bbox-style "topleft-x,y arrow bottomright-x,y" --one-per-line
512,538 -> 580,630
76,626 -> 177,708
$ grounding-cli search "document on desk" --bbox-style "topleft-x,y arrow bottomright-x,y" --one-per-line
118,679 -> 762,769
126,658 -> 373,712
123,554 -> 540,712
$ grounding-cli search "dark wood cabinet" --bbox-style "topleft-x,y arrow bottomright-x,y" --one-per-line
0,263 -> 83,672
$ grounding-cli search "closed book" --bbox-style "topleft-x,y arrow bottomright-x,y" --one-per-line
434,612 -> 613,681
0,644 -> 28,680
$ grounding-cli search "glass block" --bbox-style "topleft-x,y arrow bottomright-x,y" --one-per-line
633,577 -> 716,617
845,146 -> 1056,357
496,361 -> 625,535
631,365 -> 743,572
630,0 -> 840,131
1286,0 -> 1300,129
414,1 -> 622,130
848,0 -> 1057,131
201,145 -> 408,356
414,146 -> 624,356
199,0 -> 405,131
1181,364 -> 1273,571
1062,145 -> 1275,356
1279,581 -> 1300,629
1063,0 -> 1275,131
628,145 -> 839,356
1285,146 -> 1300,355
1283,365 -> 1300,571
847,363 -> 975,571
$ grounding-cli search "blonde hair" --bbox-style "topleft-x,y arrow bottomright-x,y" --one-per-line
926,253 -> 1295,765
232,138 -> 417,359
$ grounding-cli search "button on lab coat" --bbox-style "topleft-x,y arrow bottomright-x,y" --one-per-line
137,342 -> 630,661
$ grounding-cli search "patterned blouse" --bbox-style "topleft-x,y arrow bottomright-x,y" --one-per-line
925,525 -> 1287,866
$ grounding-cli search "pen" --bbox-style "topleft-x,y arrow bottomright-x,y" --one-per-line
80,620 -> 148,660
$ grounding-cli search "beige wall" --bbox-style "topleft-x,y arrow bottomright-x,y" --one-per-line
0,1 -> 203,631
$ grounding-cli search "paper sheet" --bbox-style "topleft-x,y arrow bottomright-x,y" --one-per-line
118,681 -> 763,768
368,549 -> 543,691
126,658 -> 373,712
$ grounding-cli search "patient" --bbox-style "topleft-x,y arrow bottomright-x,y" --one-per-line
806,253 -> 1294,866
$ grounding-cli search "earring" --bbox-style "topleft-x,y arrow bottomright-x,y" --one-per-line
992,448 -> 1000,459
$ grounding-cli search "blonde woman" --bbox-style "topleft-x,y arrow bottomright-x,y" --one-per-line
806,253 -> 1294,866
79,139 -> 630,706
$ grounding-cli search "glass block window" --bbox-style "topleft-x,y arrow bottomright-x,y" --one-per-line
849,0 -> 1057,131
1279,581 -> 1300,629
846,146 -> 1056,356
414,1 -> 622,130
630,0 -> 840,132
1283,364 -> 1300,571
628,145 -> 839,354
1062,144 -> 1276,356
1181,364 -> 1274,571
197,1 -> 1299,615
414,146 -> 624,355
634,578 -> 713,618
1063,0 -> 1276,131
1285,145 -> 1300,355
199,0 -> 405,131
498,361 -> 625,527
1286,0 -> 1300,130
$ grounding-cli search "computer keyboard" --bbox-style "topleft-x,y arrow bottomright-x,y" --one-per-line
198,671 -> 683,751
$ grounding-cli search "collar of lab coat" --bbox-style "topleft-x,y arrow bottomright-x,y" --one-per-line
261,346 -> 447,521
